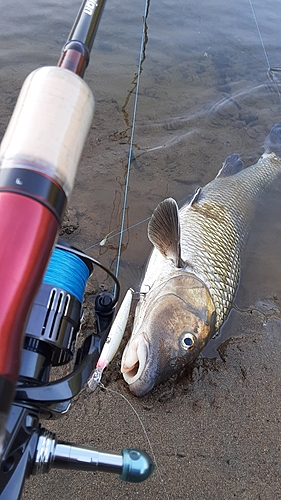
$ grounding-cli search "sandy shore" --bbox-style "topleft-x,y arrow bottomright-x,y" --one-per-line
22,302 -> 281,500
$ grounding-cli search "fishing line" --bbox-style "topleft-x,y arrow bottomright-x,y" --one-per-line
94,383 -> 170,500
114,0 -> 150,281
248,0 -> 281,103
84,216 -> 151,250
55,243 -> 120,307
43,248 -> 90,302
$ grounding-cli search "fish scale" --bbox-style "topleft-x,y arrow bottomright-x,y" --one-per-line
180,152 -> 281,329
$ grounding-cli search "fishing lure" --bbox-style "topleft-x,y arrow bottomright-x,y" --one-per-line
88,288 -> 133,390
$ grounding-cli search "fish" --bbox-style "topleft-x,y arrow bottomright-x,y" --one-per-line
121,122 -> 281,396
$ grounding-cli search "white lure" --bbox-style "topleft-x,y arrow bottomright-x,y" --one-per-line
88,288 -> 133,391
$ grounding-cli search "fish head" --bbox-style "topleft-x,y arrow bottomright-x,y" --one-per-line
121,274 -> 216,396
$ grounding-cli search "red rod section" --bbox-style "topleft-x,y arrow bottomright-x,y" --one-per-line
0,192 -> 58,389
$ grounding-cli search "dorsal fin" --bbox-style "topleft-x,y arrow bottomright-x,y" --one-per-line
216,153 -> 243,178
148,198 -> 182,267
188,186 -> 201,206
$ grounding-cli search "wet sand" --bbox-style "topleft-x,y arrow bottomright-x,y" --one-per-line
21,304 -> 281,500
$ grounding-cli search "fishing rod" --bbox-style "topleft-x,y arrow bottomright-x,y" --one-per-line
0,0 -> 106,458
58,0 -> 106,75
0,0 -> 153,497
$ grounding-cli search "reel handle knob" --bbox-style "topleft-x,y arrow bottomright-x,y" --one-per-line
120,448 -> 154,483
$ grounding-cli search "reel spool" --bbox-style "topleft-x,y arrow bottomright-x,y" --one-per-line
20,240 -> 93,383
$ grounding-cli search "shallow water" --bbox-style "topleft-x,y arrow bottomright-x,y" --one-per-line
1,0 -> 281,498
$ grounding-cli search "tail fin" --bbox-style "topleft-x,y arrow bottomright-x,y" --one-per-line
264,123 -> 281,157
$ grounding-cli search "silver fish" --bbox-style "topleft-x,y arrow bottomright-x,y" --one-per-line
121,123 -> 281,396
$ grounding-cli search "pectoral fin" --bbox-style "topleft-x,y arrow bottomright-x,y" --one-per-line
148,197 -> 183,268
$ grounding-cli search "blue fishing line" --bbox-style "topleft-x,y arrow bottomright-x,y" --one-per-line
248,0 -> 281,104
43,248 -> 90,302
115,0 -> 150,284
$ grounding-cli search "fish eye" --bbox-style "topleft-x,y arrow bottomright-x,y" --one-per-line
180,332 -> 195,351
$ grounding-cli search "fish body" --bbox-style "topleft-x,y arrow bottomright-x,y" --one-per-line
121,123 -> 281,396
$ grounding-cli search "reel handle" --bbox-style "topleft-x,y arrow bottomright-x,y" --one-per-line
33,429 -> 154,483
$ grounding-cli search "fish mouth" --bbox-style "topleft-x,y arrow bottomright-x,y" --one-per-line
121,333 -> 151,388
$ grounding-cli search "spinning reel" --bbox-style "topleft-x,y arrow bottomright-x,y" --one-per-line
0,241 -> 153,499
